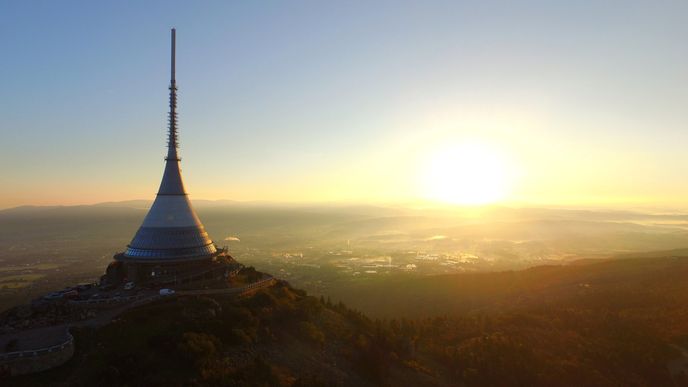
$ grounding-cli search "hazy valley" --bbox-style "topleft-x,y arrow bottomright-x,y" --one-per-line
3,202 -> 688,315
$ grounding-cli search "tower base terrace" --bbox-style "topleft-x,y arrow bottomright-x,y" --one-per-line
104,249 -> 242,288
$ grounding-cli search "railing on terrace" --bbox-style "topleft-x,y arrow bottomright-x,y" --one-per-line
177,276 -> 276,296
0,333 -> 73,361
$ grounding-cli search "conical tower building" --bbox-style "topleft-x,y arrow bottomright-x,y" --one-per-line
123,28 -> 216,261
109,29 -> 235,286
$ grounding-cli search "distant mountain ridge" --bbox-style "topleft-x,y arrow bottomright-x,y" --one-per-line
5,201 -> 688,219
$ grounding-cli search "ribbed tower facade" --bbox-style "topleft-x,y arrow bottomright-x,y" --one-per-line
121,28 -> 217,262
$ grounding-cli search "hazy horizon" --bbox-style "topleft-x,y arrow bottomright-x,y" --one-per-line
6,197 -> 688,214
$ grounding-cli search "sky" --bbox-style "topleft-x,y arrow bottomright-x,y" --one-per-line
1,1 -> 687,209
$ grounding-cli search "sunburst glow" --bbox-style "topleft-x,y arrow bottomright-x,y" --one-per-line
421,141 -> 509,205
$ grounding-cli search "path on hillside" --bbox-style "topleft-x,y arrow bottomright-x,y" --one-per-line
0,276 -> 277,354
74,276 -> 276,328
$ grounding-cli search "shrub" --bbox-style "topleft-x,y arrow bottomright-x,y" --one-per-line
298,321 -> 325,347
178,331 -> 220,364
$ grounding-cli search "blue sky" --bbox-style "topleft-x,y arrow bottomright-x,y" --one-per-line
1,1 -> 687,208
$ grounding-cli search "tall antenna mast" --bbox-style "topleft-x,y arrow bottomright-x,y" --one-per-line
171,28 -> 176,83
167,28 -> 179,160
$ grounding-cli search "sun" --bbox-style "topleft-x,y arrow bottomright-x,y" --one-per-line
421,141 -> 509,205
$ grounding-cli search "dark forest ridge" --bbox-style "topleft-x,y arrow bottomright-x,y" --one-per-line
329,255 -> 688,318
8,256 -> 688,386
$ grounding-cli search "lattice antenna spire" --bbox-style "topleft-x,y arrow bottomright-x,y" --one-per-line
167,28 -> 179,161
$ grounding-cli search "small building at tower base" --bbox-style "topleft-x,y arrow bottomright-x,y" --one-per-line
103,249 -> 242,289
